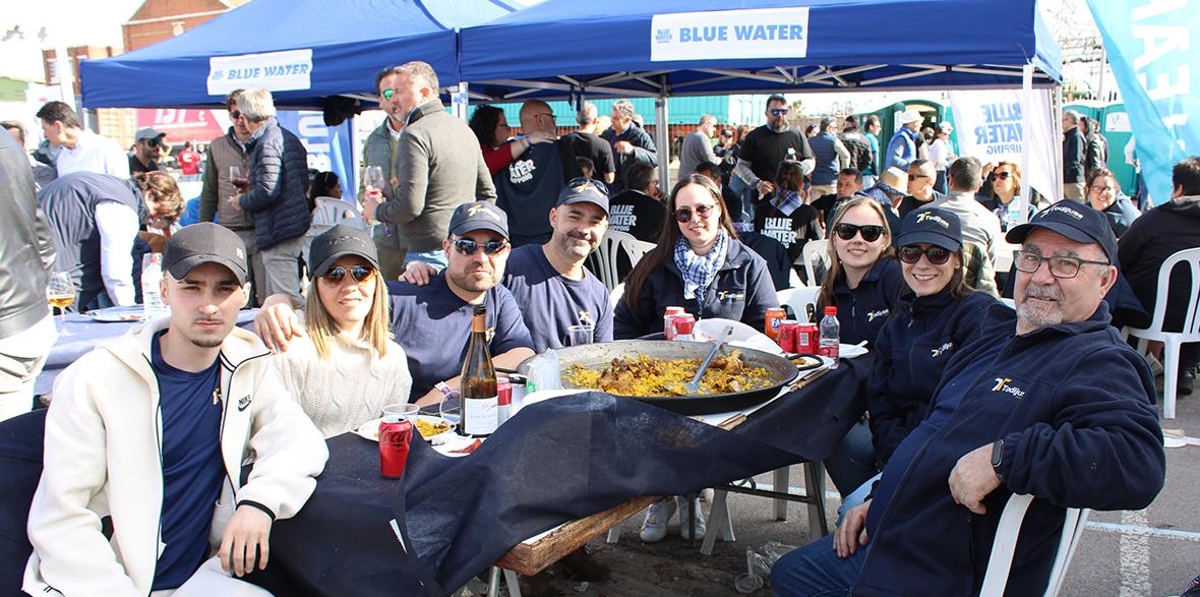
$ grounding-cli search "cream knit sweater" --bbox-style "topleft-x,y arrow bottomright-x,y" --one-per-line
273,334 -> 413,437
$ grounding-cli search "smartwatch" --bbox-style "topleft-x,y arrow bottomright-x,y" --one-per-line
990,439 -> 1005,481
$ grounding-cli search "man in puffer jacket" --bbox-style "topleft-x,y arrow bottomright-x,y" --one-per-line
231,89 -> 311,303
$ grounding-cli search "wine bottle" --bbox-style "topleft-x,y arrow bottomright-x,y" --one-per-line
460,303 -> 498,436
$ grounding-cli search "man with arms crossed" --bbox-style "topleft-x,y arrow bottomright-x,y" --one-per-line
772,203 -> 1165,596
25,223 -> 328,596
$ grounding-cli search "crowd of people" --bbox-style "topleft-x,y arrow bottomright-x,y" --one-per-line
0,69 -> 1194,596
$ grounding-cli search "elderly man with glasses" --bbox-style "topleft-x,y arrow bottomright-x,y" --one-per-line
600,98 -> 658,194
492,99 -> 573,247
772,201 -> 1165,597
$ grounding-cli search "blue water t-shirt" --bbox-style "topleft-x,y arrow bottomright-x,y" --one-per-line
504,244 -> 613,353
150,330 -> 225,590
387,277 -> 534,399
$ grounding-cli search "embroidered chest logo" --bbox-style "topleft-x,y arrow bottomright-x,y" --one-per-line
577,310 -> 595,327
866,308 -> 889,322
237,395 -> 252,411
717,290 -> 746,302
930,341 -> 954,358
992,377 -> 1026,398
487,326 -> 496,343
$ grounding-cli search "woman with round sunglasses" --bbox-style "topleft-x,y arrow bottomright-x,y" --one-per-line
272,225 -> 412,437
975,161 -> 1035,230
614,174 -> 777,340
1085,167 -> 1140,238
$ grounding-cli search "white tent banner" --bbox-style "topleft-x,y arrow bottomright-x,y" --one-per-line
207,49 -> 313,95
650,7 -> 809,62
948,88 -> 1057,202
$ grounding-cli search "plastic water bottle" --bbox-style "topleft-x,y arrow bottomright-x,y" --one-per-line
141,253 -> 169,321
819,306 -> 840,369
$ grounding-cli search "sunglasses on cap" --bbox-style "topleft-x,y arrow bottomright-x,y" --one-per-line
322,265 -> 375,284
566,176 -> 609,195
452,238 -> 509,255
898,245 -> 953,265
674,203 -> 717,223
770,108 -> 790,117
988,171 -> 1011,181
833,223 -> 886,242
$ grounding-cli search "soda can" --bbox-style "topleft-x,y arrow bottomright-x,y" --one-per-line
379,418 -> 413,478
663,306 -> 686,340
797,323 -> 819,355
497,377 -> 513,426
673,313 -> 696,340
764,307 -> 787,340
777,320 -> 799,353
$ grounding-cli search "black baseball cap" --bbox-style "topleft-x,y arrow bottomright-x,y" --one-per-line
898,208 -> 962,251
448,201 -> 509,239
163,223 -> 248,284
555,178 -> 609,215
1006,201 -> 1117,263
308,225 -> 379,279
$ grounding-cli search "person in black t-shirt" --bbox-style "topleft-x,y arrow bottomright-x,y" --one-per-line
607,162 -> 665,244
735,94 -> 815,218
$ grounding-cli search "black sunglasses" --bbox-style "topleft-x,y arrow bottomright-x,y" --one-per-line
453,238 -> 509,255
323,265 -> 375,284
834,223 -> 886,242
989,171 -> 1011,181
898,245 -> 953,265
770,108 -> 790,116
566,176 -> 609,195
674,203 -> 717,223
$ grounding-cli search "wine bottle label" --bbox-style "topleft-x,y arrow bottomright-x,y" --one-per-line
462,395 -> 499,436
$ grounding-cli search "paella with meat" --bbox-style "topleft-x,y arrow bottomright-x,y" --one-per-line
563,349 -> 772,396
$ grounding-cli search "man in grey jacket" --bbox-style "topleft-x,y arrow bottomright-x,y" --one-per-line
363,61 -> 495,268
359,66 -> 409,280
0,129 -> 56,421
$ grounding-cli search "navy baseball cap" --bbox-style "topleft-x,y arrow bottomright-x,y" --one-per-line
1006,201 -> 1117,263
448,201 -> 509,239
163,222 -> 248,284
556,177 -> 609,215
898,208 -> 962,252
308,225 -> 379,279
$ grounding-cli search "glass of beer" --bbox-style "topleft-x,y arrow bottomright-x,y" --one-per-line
47,272 -> 75,336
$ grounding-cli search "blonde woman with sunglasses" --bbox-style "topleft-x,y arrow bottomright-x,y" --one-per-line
614,174 -> 777,340
271,225 -> 412,437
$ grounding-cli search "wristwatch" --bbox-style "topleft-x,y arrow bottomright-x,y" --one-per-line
990,439 -> 1005,481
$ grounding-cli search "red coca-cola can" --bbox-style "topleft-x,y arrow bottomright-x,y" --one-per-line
379,419 -> 413,478
663,306 -> 686,340
497,377 -> 513,426
797,323 -> 819,355
777,320 -> 799,353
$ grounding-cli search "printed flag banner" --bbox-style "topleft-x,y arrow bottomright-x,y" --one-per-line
948,88 -> 1058,204
1087,0 -> 1200,205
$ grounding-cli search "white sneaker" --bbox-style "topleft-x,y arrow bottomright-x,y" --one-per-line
640,498 -> 677,543
676,496 -> 706,540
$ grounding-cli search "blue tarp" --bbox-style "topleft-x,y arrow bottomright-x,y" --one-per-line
80,0 -> 518,109
459,0 -> 1062,101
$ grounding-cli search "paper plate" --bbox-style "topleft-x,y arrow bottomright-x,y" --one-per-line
840,343 -> 869,359
695,318 -> 782,356
88,306 -> 145,322
355,415 -> 455,441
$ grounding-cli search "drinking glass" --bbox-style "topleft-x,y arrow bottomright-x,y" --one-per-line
382,403 -> 420,423
363,166 -> 385,192
438,391 -> 462,426
567,324 -> 594,346
229,166 -> 249,193
47,272 -> 75,336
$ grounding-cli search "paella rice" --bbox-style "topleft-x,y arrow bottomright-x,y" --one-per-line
563,350 -> 771,396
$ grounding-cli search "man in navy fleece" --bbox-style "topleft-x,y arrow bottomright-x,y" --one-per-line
772,202 -> 1166,597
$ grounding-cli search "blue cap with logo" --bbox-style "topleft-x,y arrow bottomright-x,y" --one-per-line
1005,201 -> 1117,264
448,201 -> 509,239
898,207 -> 962,252
556,178 -> 609,215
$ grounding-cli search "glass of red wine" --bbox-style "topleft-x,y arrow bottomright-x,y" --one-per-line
230,166 -> 250,192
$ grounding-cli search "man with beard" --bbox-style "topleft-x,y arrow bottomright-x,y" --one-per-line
734,95 -> 815,214
772,203 -> 1164,597
255,202 -> 533,404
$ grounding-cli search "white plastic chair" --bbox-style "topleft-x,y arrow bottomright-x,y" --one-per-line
610,282 -> 624,309
700,462 -> 829,555
777,287 -> 822,323
303,197 -> 366,269
979,494 -> 1090,597
801,240 -> 830,286
1124,247 -> 1200,419
593,230 -> 655,291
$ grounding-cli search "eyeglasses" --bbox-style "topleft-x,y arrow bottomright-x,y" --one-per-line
230,110 -> 242,120
898,245 -> 953,265
452,238 -> 509,255
989,171 -> 1012,181
566,176 -> 609,195
770,108 -> 790,117
674,203 -> 717,223
536,112 -> 556,120
833,223 -> 886,242
909,174 -> 930,180
1012,250 -> 1108,279
322,265 -> 375,284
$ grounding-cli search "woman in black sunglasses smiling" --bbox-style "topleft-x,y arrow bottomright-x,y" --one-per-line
614,174 -> 776,339
272,225 -> 412,437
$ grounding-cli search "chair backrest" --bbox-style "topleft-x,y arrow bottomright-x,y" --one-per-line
1141,247 -> 1200,340
312,197 -> 366,230
777,286 -> 821,323
594,230 -> 650,291
979,493 -> 1090,597
802,240 -> 830,286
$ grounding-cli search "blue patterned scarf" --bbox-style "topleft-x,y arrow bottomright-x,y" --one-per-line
674,229 -> 729,311
771,189 -> 804,216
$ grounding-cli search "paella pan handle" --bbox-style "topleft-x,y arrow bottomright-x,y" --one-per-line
685,325 -> 734,393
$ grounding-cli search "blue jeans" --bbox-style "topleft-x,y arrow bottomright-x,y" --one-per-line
822,419 -> 878,499
406,249 -> 448,269
771,534 -> 866,597
835,473 -> 880,527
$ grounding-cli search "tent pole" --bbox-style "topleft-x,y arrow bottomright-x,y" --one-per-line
1018,63 -> 1033,223
655,94 -> 670,191
453,82 -> 470,122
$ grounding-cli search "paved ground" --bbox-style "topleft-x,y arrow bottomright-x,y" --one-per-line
488,378 -> 1200,597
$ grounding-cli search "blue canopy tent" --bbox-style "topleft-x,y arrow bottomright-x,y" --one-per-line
79,0 -> 519,110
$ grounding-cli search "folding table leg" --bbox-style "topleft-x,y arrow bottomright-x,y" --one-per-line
700,488 -> 736,555
504,568 -> 523,597
485,566 -> 502,597
773,467 -> 790,521
803,461 -> 830,537
606,527 -> 621,543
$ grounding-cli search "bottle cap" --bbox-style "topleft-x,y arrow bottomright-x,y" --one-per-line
824,306 -> 837,315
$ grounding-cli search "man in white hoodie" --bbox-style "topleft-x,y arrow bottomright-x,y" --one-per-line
24,223 -> 328,596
